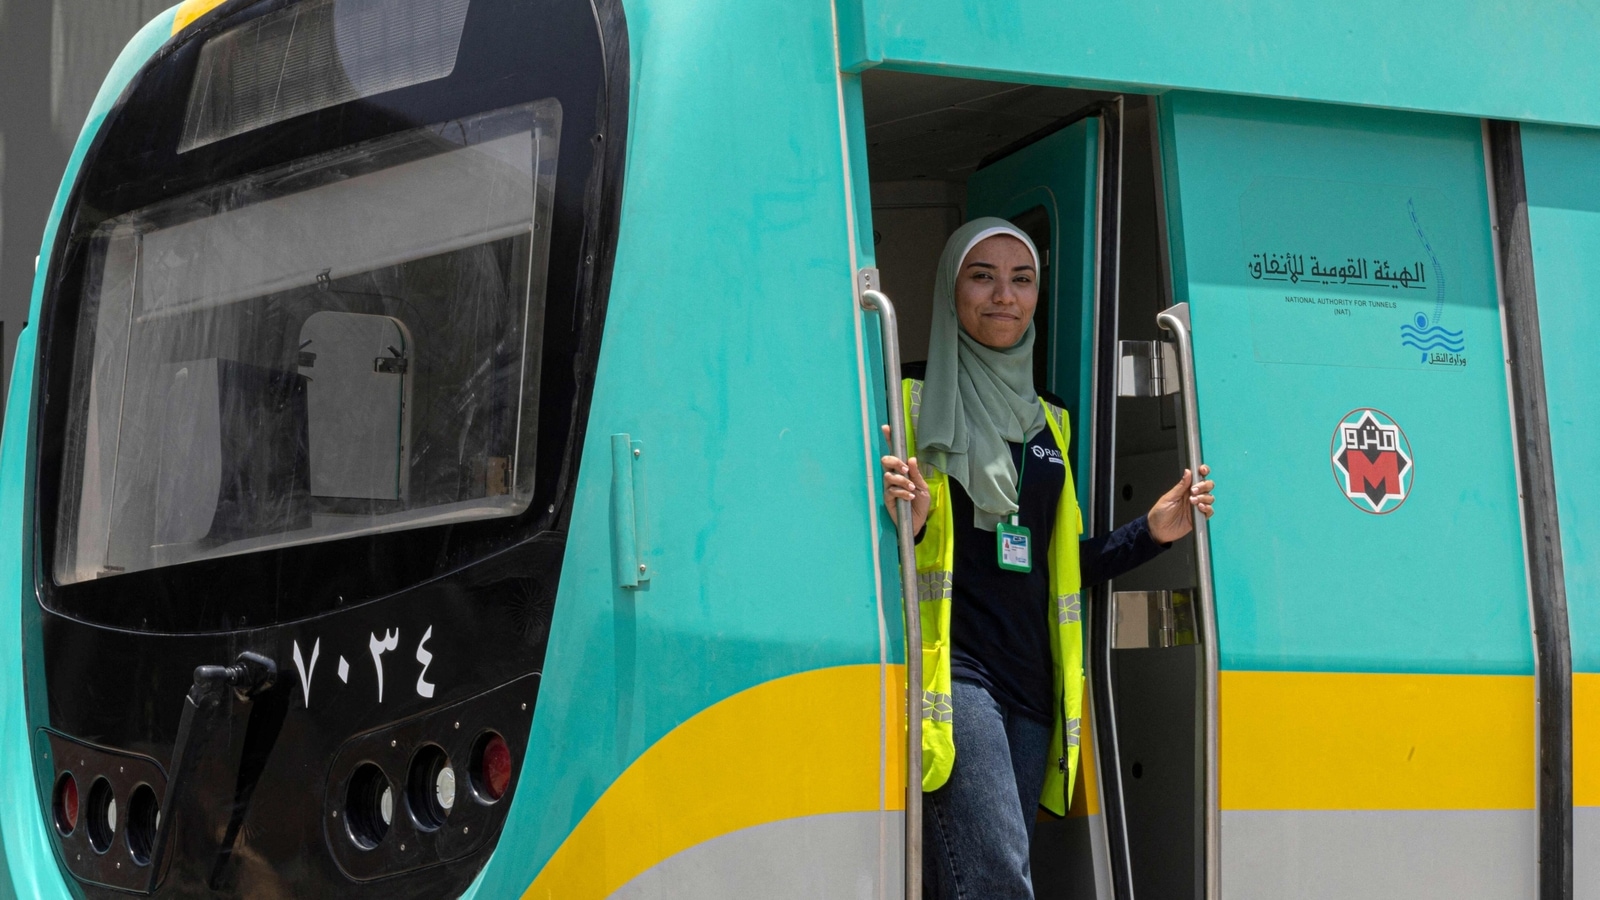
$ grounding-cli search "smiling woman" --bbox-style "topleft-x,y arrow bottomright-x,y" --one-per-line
880,217 -> 1214,899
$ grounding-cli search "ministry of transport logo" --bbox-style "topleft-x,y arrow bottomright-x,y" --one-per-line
1330,408 -> 1412,514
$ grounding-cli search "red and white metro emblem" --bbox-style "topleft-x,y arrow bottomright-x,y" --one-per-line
1330,408 -> 1413,514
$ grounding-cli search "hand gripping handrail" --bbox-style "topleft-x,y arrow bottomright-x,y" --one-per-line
860,286 -> 922,900
1155,302 -> 1220,900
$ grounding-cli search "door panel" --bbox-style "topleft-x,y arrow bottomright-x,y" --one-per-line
1158,92 -> 1535,898
1519,123 -> 1600,900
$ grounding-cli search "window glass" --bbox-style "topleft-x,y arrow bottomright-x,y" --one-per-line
55,99 -> 561,584
179,0 -> 473,152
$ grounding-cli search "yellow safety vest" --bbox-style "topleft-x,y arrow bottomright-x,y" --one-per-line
903,378 -> 1085,815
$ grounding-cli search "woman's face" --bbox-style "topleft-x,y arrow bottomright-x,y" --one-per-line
954,234 -> 1038,350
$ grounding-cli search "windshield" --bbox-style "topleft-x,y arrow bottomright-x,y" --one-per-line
54,99 -> 561,585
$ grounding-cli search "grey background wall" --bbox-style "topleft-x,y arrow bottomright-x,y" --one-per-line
0,0 -> 169,417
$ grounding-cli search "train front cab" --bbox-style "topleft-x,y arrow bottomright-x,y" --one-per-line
2,0 -> 632,896
2,0 -> 1599,898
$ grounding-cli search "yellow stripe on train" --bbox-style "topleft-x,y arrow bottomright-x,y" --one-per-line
1221,670 -> 1536,811
173,0 -> 229,34
1575,673 -> 1600,808
522,664 -> 885,899
522,666 -> 1546,896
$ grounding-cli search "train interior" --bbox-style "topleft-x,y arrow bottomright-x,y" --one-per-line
860,70 -> 1204,899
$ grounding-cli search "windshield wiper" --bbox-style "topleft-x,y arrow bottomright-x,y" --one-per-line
146,651 -> 283,892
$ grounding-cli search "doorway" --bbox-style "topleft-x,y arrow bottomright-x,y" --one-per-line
858,71 -> 1204,900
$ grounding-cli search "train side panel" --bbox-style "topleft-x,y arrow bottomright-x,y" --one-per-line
467,0 -> 896,896
1158,92 -> 1536,899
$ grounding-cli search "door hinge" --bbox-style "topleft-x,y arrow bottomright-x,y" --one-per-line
857,267 -> 881,298
1117,340 -> 1180,398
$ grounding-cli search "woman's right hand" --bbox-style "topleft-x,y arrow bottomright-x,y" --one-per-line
880,424 -> 931,535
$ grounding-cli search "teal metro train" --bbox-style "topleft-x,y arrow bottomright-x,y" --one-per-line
0,0 -> 1597,897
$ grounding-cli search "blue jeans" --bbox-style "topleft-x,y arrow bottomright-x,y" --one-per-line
923,678 -> 1053,900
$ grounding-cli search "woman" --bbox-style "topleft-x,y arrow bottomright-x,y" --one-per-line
880,217 -> 1216,899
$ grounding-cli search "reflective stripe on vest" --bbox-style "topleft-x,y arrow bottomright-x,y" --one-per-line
901,378 -> 1085,816
1057,593 -> 1081,625
918,570 -> 953,603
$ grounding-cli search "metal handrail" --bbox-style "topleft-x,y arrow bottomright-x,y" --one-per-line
860,286 -> 922,900
1155,302 -> 1220,900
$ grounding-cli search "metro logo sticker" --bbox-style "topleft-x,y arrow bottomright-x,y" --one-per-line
1331,408 -> 1413,514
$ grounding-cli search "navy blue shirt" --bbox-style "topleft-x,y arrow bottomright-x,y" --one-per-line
921,421 -> 1167,724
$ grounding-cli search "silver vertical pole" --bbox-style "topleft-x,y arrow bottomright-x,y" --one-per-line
1155,302 -> 1220,900
861,284 -> 921,900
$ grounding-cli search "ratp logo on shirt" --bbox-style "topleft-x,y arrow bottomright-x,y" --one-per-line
1031,445 -> 1065,465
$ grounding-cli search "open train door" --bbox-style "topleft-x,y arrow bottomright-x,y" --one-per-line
964,106 -> 1118,900
1156,93 -> 1539,899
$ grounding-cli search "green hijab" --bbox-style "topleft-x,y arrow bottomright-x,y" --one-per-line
917,217 -> 1045,532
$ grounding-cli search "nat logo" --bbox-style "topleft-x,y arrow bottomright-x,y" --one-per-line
1330,408 -> 1413,514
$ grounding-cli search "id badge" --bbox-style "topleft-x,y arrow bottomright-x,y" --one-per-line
996,520 -> 1033,572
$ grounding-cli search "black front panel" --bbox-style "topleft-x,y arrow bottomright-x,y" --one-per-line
43,536 -> 566,897
29,0 -> 628,894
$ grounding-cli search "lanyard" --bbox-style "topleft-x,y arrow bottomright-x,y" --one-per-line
997,441 -> 1034,573
1011,441 -> 1029,526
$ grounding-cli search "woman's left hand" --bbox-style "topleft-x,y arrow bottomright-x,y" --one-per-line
1147,464 -> 1215,544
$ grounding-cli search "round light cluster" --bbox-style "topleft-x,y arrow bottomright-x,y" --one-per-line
54,769 -> 159,867
344,730 -> 514,850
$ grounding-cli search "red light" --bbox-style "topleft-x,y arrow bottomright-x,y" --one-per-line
478,734 -> 512,801
54,773 -> 79,836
